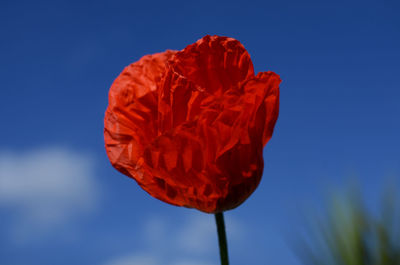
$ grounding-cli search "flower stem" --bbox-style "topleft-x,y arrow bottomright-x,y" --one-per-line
215,212 -> 229,265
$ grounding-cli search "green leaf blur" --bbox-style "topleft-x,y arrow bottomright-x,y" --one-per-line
295,184 -> 400,265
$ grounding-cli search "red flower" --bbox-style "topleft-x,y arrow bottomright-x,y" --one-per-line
104,35 -> 280,213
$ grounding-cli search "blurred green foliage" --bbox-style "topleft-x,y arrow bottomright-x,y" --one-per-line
295,185 -> 400,265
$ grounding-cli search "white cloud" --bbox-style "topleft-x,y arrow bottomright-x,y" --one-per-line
171,260 -> 215,265
142,215 -> 169,246
175,213 -> 216,254
105,212 -> 245,265
103,254 -> 158,265
0,147 -> 99,240
141,212 -> 217,255
174,212 -> 245,255
103,253 -> 215,265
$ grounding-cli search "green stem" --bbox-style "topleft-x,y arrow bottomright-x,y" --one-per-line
215,212 -> 229,265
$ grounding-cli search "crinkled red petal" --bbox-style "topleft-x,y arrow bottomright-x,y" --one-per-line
104,36 -> 280,213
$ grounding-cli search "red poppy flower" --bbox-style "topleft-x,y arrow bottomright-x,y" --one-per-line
104,35 -> 280,213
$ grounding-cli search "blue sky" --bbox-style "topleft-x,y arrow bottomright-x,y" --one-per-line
0,0 -> 399,264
